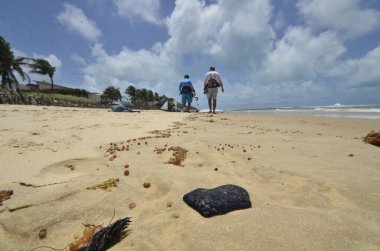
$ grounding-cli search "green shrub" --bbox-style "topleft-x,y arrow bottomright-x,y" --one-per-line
21,91 -> 96,105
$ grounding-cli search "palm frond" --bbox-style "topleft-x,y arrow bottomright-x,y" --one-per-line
12,64 -> 30,83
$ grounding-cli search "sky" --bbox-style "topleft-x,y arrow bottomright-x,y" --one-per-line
1,0 -> 380,109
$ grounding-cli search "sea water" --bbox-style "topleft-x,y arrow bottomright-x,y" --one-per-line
229,104 -> 380,120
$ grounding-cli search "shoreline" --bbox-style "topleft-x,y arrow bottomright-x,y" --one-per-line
226,109 -> 380,121
230,110 -> 380,121
0,105 -> 379,250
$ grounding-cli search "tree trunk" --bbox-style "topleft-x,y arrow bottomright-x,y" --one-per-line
1,73 -> 7,88
50,76 -> 54,90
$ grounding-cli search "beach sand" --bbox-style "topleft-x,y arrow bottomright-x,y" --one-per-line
0,104 -> 379,251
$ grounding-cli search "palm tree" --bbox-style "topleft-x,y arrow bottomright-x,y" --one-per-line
29,58 -> 56,89
125,85 -> 137,106
0,36 -> 30,90
154,92 -> 159,102
103,86 -> 121,102
148,90 -> 154,107
141,88 -> 148,107
135,88 -> 142,108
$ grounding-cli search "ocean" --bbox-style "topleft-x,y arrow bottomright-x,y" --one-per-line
228,104 -> 380,120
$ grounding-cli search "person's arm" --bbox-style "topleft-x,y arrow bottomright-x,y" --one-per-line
216,74 -> 224,92
190,82 -> 196,95
203,74 -> 210,89
179,82 -> 183,93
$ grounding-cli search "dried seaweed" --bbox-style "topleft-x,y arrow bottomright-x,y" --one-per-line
19,181 -> 70,188
166,146 -> 188,166
363,130 -> 380,147
149,129 -> 172,138
86,178 -> 119,192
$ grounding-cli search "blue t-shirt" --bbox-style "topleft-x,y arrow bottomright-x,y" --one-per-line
179,79 -> 194,94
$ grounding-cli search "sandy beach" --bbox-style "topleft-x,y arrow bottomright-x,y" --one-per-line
0,104 -> 379,251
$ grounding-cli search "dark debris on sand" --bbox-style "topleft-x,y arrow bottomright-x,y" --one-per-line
183,184 -> 252,218
72,217 -> 131,251
363,131 -> 380,147
0,190 -> 13,206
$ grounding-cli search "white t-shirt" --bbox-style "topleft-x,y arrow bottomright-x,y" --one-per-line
203,71 -> 224,88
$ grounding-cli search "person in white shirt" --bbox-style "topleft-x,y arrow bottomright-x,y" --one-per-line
203,66 -> 224,114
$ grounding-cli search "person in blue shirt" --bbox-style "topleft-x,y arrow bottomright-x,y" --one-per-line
179,74 -> 196,112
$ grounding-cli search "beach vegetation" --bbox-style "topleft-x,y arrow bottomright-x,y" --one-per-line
22,87 -> 89,97
103,86 -> 122,102
0,36 -> 30,90
28,58 -> 56,89
86,178 -> 119,191
154,92 -> 159,102
125,85 -> 137,104
21,91 -> 97,105
125,85 -> 168,109
140,88 -> 149,106
148,89 -> 154,106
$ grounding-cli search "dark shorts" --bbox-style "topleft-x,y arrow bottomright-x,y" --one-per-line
182,93 -> 193,105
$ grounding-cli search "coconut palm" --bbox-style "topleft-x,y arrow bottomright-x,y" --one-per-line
148,90 -> 154,107
103,86 -> 121,102
141,88 -> 148,107
0,36 -> 30,89
154,92 -> 159,102
135,89 -> 143,108
29,58 -> 56,89
125,85 -> 137,106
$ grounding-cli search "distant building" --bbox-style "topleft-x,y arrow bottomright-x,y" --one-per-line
6,82 -> 31,91
35,81 -> 68,90
25,83 -> 38,90
9,81 -> 70,91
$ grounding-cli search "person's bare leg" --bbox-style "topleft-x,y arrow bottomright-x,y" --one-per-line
208,99 -> 212,113
212,99 -> 217,113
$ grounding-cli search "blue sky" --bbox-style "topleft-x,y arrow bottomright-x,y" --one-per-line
1,0 -> 380,109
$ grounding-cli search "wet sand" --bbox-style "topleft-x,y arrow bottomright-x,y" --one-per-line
0,104 -> 379,250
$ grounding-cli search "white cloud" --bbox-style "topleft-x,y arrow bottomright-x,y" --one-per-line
344,45 -> 380,87
165,0 -> 218,55
57,3 -> 102,41
114,0 -> 163,25
82,43 -> 178,93
319,43 -> 380,88
297,0 -> 380,39
165,0 -> 275,74
220,80 -> 330,108
210,0 -> 275,73
71,53 -> 87,66
259,27 -> 346,82
12,48 -> 27,58
352,45 -> 380,87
